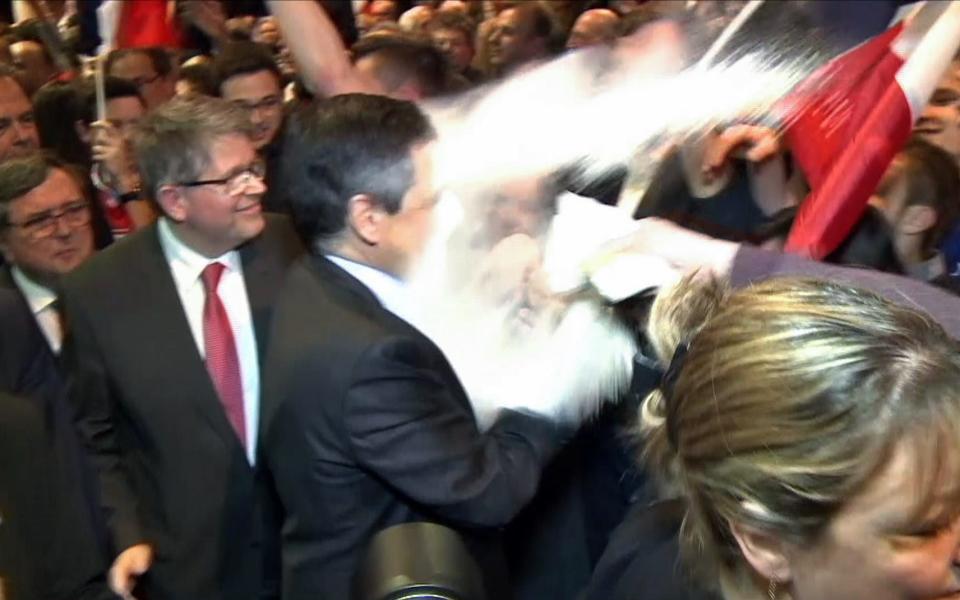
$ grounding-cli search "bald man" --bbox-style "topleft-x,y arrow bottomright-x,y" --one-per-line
567,9 -> 620,50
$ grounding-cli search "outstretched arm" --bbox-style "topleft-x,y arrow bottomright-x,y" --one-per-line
266,0 -> 380,97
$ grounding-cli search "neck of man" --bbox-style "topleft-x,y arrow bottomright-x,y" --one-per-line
14,264 -> 57,292
168,219 -> 235,259
327,237 -> 405,281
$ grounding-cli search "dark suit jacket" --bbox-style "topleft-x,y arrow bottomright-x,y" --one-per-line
260,255 -> 568,600
579,499 -> 719,600
60,215 -> 302,600
0,276 -> 61,398
0,392 -> 113,600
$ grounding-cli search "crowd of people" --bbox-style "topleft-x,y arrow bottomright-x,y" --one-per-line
2,1 -> 960,600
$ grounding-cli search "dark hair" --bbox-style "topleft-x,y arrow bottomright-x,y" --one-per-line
427,12 -> 475,47
826,205 -> 903,273
280,93 -> 435,248
351,33 -> 449,98
510,3 -> 552,41
213,41 -> 281,94
106,47 -> 174,78
0,151 -> 83,228
179,61 -> 218,96
75,76 -> 144,125
32,80 -> 87,167
898,137 -> 960,251
7,18 -> 53,63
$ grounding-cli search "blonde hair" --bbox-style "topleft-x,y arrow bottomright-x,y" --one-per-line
640,276 -> 960,595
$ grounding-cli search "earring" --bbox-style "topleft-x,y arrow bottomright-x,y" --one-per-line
768,579 -> 778,600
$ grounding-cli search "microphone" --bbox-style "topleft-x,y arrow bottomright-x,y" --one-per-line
352,522 -> 486,600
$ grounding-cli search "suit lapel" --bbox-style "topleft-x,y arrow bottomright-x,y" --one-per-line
239,233 -> 273,366
134,226 -> 246,456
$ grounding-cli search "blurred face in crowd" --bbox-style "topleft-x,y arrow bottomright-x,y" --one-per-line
567,9 -> 620,50
159,134 -> 266,258
765,442 -> 960,600
220,70 -> 284,150
369,0 -> 399,27
482,177 -> 553,246
399,6 -> 435,33
109,51 -> 175,111
915,64 -> 960,164
0,77 -> 38,161
106,96 -> 147,141
0,167 -> 94,284
10,40 -> 56,95
437,0 -> 469,18
489,7 -> 547,73
431,26 -> 474,71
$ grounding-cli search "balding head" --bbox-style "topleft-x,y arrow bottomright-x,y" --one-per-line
399,5 -> 435,33
489,3 -> 554,74
567,9 -> 620,49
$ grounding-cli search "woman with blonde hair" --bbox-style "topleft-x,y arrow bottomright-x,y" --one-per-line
584,275 -> 960,600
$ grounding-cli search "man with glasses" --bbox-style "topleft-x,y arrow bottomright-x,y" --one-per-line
0,153 -> 94,355
0,153 -> 111,599
106,47 -> 177,111
60,95 -> 302,600
214,41 -> 287,213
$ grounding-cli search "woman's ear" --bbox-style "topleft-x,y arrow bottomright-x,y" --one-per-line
730,521 -> 794,585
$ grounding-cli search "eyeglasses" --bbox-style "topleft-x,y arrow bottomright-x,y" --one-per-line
179,160 -> 267,196
232,96 -> 282,113
6,201 -> 91,241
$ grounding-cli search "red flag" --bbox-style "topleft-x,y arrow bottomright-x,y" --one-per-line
783,4 -> 960,259
116,0 -> 183,49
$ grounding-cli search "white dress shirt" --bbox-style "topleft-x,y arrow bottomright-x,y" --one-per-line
158,218 -> 260,465
11,266 -> 62,353
326,255 -> 417,325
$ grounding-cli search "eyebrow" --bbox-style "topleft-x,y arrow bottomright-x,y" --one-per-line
21,199 -> 86,219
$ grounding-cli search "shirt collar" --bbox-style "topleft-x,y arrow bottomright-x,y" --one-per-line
11,266 -> 57,315
157,217 -> 242,289
325,255 -> 416,324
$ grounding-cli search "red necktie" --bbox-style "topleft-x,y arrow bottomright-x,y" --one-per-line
201,262 -> 246,448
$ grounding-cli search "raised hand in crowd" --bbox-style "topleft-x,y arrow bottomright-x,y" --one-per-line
108,543 -> 153,600
90,120 -> 138,193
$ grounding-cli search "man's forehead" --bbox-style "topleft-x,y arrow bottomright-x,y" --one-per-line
0,77 -> 30,109
13,168 -> 79,211
221,70 -> 281,97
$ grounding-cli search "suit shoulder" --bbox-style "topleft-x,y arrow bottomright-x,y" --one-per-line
260,213 -> 305,261
62,227 -> 159,299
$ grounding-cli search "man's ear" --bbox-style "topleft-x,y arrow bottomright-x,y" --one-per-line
155,185 -> 187,222
899,204 -> 937,236
730,521 -> 793,585
346,194 -> 386,246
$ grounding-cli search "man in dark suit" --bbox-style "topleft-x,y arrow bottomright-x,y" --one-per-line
0,153 -> 97,358
0,392 -> 113,600
61,95 -> 302,600
261,94 -> 569,599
